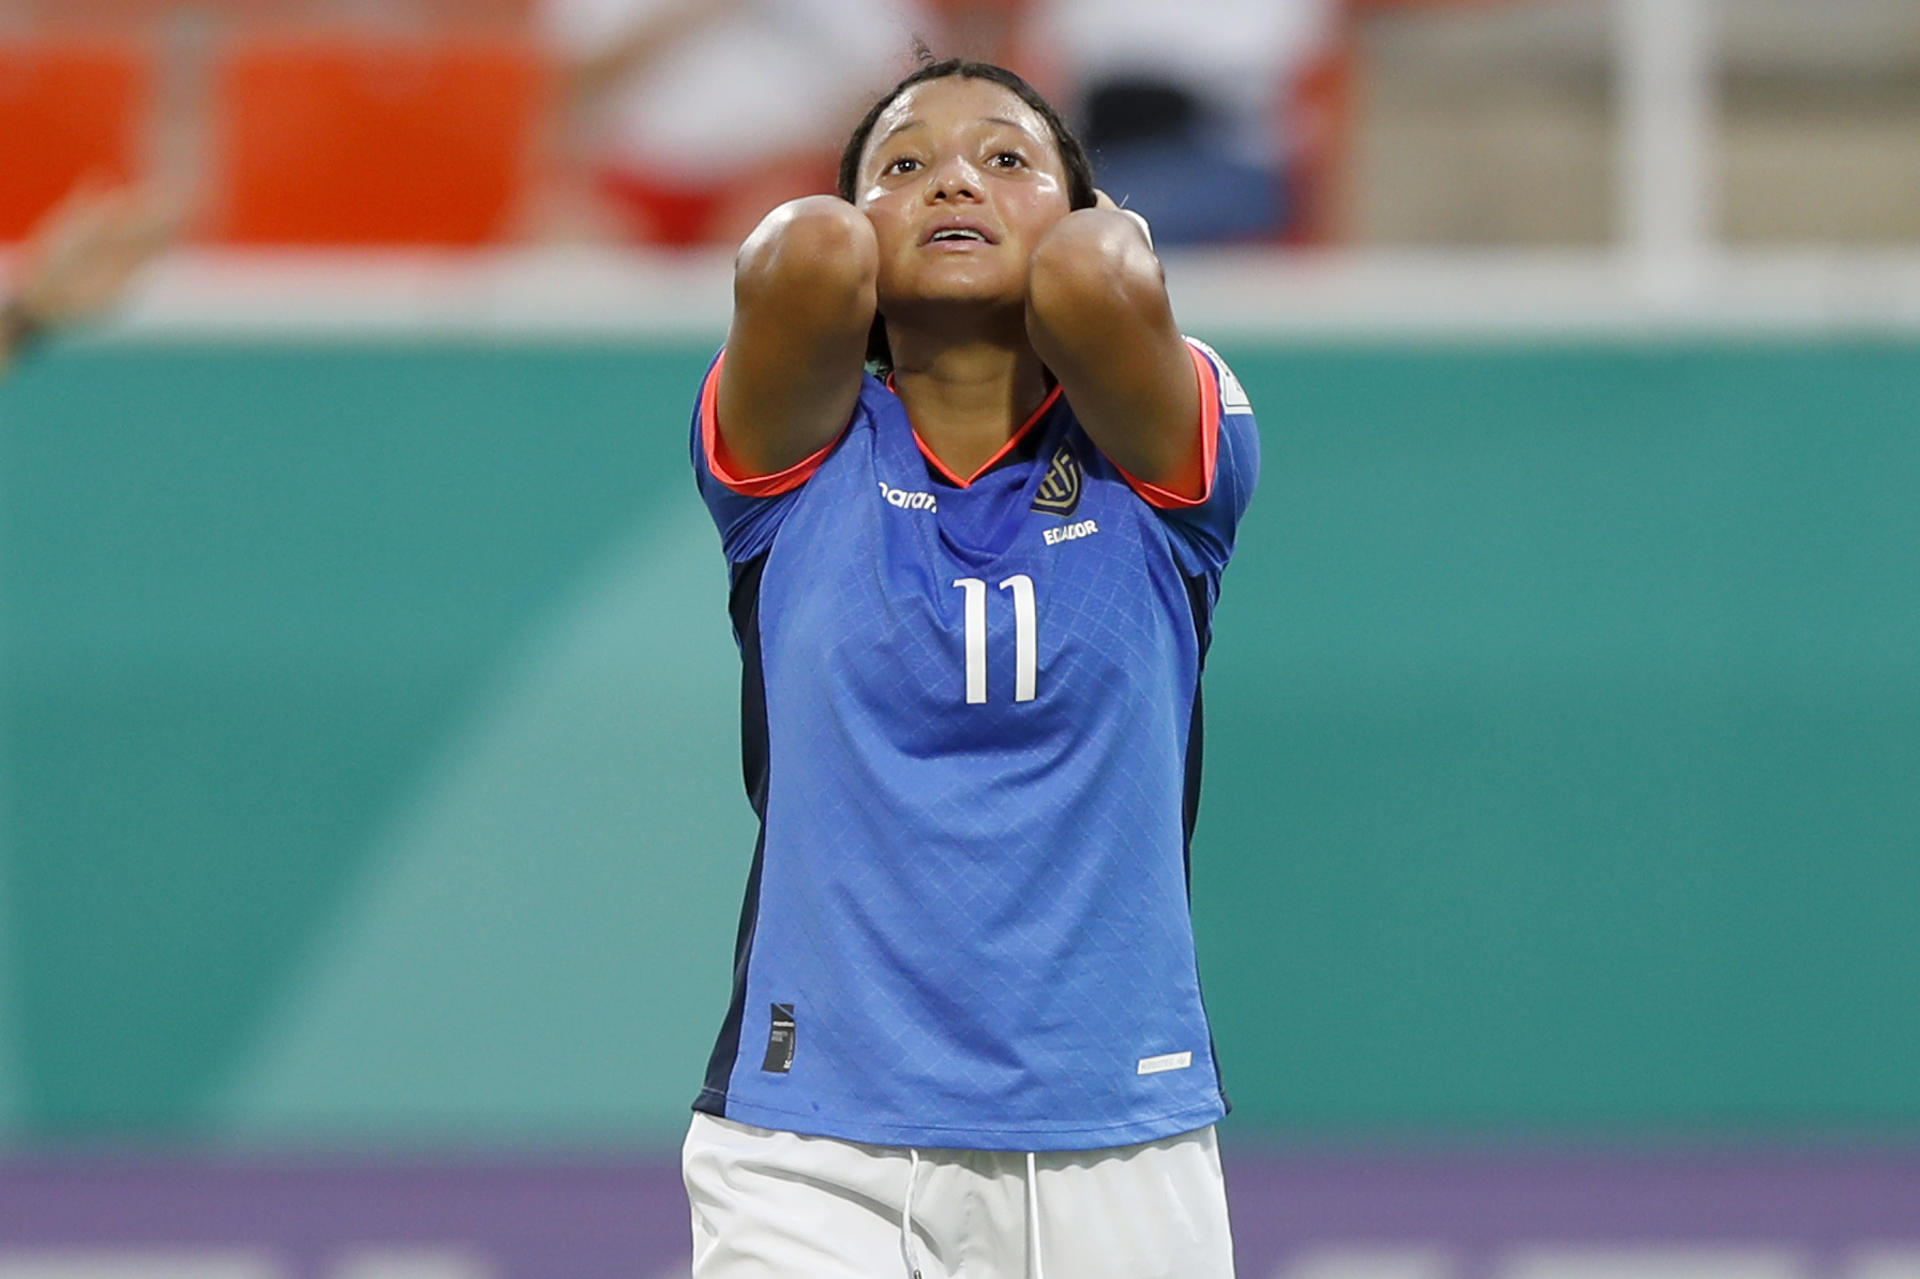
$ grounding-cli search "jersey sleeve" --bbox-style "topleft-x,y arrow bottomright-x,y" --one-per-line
689,349 -> 845,564
1121,337 -> 1261,578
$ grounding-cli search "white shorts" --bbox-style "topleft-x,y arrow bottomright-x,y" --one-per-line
682,1112 -> 1235,1279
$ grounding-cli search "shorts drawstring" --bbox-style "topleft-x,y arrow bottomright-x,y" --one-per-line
901,1147 -> 924,1279
1026,1150 -> 1045,1279
900,1147 -> 1043,1279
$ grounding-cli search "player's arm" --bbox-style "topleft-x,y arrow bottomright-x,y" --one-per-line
566,0 -> 738,98
0,300 -> 31,377
715,196 -> 877,477
1023,197 -> 1205,499
1,180 -> 178,379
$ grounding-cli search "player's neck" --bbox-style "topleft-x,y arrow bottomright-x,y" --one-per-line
888,336 -> 1051,482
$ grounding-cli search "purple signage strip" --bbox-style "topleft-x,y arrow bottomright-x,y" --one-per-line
1225,1145 -> 1920,1279
0,1146 -> 1916,1278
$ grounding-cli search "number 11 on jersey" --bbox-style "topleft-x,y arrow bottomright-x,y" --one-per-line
952,575 -> 1037,705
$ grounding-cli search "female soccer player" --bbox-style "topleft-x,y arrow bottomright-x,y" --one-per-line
683,54 -> 1259,1279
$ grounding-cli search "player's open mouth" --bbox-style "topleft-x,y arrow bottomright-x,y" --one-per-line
923,221 -> 996,246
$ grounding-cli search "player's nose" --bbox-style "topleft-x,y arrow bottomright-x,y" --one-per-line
923,155 -> 983,203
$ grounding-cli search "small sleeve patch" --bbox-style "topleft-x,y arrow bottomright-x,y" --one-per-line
1137,1050 -> 1193,1076
1185,337 -> 1252,413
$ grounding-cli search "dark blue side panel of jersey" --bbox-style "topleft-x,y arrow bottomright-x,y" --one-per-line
1180,567 -> 1213,877
695,552 -> 771,1115
1180,566 -> 1233,1117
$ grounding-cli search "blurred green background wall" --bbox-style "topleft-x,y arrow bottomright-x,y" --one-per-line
1,339 -> 1916,1145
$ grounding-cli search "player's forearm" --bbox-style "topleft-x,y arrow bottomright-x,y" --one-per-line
1025,208 -> 1166,362
1025,211 -> 1203,493
716,197 -> 877,476
733,196 -> 878,339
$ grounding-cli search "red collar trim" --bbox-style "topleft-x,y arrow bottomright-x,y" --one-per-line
885,374 -> 1064,489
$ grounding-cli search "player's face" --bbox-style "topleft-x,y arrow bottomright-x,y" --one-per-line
855,77 -> 1074,320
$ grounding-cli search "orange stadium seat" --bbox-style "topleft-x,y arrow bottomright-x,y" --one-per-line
0,36 -> 151,241
209,34 -> 550,245
48,0 -> 536,34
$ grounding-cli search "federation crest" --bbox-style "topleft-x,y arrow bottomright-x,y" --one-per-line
1031,444 -> 1083,517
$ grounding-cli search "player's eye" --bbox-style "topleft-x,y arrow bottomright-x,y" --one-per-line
989,151 -> 1027,170
882,155 -> 921,176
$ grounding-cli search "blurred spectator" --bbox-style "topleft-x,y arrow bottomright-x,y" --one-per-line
1,180 -> 177,378
1030,0 -> 1337,246
541,0 -> 930,247
920,0 -> 1030,68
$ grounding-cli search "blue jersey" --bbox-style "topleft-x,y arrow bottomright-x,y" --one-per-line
690,340 -> 1259,1151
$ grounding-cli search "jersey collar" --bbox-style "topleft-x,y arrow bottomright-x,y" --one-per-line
882,373 -> 1065,489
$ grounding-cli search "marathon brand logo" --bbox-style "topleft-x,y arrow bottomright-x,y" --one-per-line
761,1003 -> 796,1073
1031,445 -> 1082,517
878,481 -> 937,512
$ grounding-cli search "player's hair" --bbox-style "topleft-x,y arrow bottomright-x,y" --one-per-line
838,50 -> 1098,369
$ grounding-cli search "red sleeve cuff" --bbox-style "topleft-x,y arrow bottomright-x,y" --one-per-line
1114,341 -> 1223,510
700,352 -> 841,498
